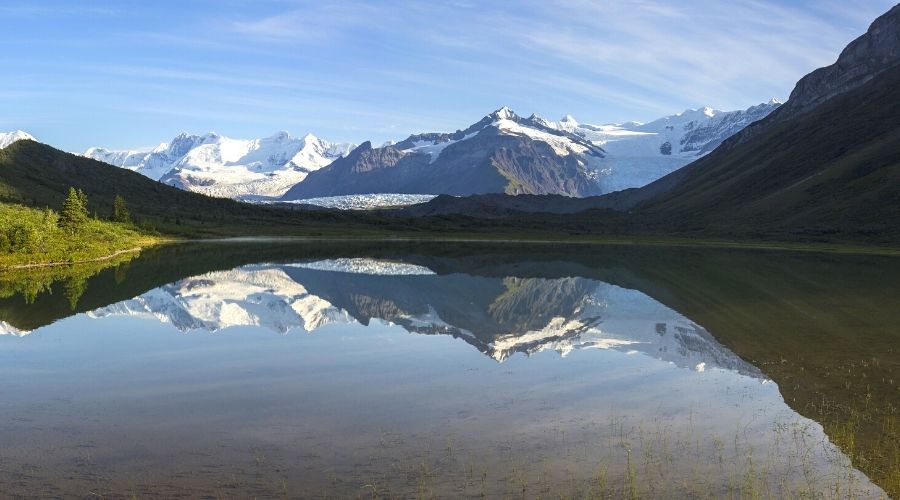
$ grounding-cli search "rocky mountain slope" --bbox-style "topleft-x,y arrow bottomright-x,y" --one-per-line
84,132 -> 355,199
282,107 -> 608,199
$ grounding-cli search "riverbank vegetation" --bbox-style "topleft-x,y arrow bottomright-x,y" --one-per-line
0,189 -> 163,269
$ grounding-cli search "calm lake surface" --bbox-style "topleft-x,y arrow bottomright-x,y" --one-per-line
1,241 -> 898,498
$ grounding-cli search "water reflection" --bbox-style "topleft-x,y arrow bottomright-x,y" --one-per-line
0,244 -> 895,498
80,260 -> 765,381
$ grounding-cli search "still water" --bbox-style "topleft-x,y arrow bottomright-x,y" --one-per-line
0,242 -> 898,498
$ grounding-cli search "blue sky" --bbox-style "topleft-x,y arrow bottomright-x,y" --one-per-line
0,0 -> 895,151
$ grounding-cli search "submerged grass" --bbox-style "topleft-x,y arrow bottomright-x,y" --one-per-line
7,416 -> 879,499
314,416 -> 886,499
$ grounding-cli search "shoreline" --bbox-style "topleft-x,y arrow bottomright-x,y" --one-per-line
2,233 -> 899,271
0,247 -> 143,271
177,234 -> 900,257
0,236 -> 176,272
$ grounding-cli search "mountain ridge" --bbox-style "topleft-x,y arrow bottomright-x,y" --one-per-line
25,99 -> 780,204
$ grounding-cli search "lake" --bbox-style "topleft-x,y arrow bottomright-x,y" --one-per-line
1,241 -> 898,498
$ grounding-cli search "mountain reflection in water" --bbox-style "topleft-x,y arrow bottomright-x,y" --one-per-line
76,260 -> 763,376
0,243 -> 895,498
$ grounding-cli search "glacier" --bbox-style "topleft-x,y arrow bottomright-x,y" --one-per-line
541,100 -> 782,193
277,193 -> 439,210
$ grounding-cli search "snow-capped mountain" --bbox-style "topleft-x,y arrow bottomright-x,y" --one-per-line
0,130 -> 35,149
282,106 -> 608,200
84,132 -> 356,199
282,102 -> 779,200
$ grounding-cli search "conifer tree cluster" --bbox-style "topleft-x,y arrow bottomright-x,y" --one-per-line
59,187 -> 89,234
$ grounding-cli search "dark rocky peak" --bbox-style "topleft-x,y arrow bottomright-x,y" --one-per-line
718,4 -> 899,150
784,4 -> 900,115
349,141 -> 374,155
345,142 -> 406,173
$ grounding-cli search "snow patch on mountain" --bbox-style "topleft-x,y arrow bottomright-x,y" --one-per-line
401,131 -> 479,163
84,132 -> 356,199
0,130 -> 35,149
495,115 -> 594,158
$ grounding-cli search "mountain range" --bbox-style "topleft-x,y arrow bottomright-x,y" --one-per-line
64,101 -> 779,203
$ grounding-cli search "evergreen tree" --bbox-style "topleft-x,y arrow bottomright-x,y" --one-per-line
112,195 -> 131,223
59,187 -> 88,234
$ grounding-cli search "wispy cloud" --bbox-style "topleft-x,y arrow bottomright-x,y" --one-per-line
230,1 -> 386,42
416,0 -> 879,110
1,0 -> 893,150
